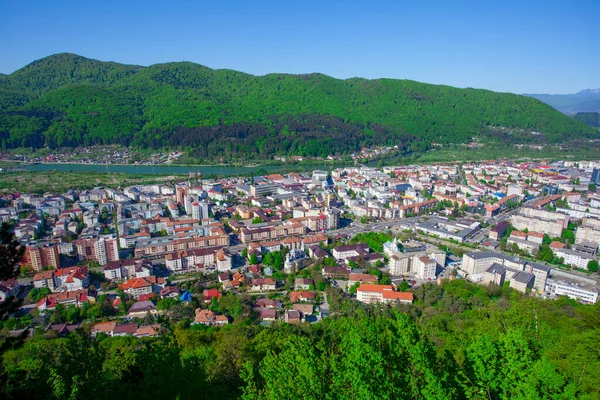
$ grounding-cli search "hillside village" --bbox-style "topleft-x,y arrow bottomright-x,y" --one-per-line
1,159 -> 600,336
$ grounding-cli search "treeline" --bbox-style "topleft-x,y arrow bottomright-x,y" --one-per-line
1,280 -> 599,399
0,54 -> 597,160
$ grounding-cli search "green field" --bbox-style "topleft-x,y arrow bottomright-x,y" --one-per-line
0,170 -> 185,194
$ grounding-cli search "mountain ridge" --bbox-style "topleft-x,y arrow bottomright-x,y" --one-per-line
0,53 -> 596,161
525,89 -> 600,114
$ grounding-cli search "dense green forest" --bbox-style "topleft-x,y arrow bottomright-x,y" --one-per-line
0,54 -> 596,161
1,280 -> 598,399
574,112 -> 600,128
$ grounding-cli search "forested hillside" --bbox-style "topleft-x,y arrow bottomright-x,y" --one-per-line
1,280 -> 599,399
574,112 -> 600,128
0,54 -> 596,161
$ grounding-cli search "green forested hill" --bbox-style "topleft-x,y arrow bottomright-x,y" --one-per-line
0,54 -> 596,160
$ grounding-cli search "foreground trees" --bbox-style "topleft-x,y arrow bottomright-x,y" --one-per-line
1,281 -> 599,399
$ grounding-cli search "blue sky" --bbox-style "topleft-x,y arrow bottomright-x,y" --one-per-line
0,0 -> 597,93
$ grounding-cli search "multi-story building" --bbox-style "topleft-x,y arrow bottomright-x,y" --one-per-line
575,223 -> 600,248
102,258 -> 153,281
23,243 -> 61,272
250,183 -> 279,197
95,235 -> 120,266
356,284 -> 414,304
74,235 -> 119,266
553,248 -> 596,270
462,251 -> 550,292
52,266 -> 89,292
134,229 -> 230,258
591,168 -> 600,185
332,244 -> 370,260
510,208 -> 569,237
388,249 -> 446,278
239,220 -> 306,244
547,280 -> 598,304
413,256 -> 437,280
119,276 -> 165,299
164,247 -> 231,272
33,266 -> 89,293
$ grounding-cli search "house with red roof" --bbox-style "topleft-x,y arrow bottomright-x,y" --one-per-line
203,289 -> 222,303
356,284 -> 414,305
192,309 -> 229,326
37,289 -> 93,312
289,291 -> 316,303
33,266 -> 89,293
119,276 -> 165,299
53,266 -> 89,292
250,278 -> 276,292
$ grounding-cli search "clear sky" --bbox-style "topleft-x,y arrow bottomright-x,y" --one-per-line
0,0 -> 597,94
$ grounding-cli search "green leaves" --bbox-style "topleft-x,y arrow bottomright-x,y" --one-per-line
1,279 -> 599,399
1,54 -> 596,160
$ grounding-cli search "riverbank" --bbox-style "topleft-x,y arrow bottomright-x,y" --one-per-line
7,160 -> 349,176
0,170 -> 187,194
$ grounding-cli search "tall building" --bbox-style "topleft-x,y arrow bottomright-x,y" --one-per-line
592,168 -> 600,185
176,186 -> 188,204
191,202 -> 201,221
199,201 -> 210,220
23,243 -> 61,272
75,235 -> 119,266
184,195 -> 193,215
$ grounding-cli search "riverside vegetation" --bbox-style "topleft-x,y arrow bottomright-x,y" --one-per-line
0,54 -> 597,163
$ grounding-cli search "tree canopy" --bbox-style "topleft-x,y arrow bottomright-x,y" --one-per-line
0,54 -> 596,161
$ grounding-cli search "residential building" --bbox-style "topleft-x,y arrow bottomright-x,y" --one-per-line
23,243 -> 61,272
462,251 -> 550,291
547,280 -> 598,304
348,273 -> 378,287
413,256 -> 437,280
192,309 -> 229,326
356,284 -> 414,304
119,276 -> 165,299
0,279 -> 20,302
553,248 -> 596,270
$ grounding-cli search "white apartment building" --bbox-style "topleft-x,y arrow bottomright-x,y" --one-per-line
547,280 -> 598,304
414,256 -> 437,280
462,251 -> 550,292
553,248 -> 596,270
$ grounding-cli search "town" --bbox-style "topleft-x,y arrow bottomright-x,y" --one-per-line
1,159 -> 599,337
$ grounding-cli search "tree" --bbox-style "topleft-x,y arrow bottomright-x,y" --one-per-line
251,217 -> 264,224
398,280 -> 410,292
249,253 -> 258,265
348,282 -> 360,294
587,260 -> 598,272
66,305 -> 80,323
220,292 -> 243,318
511,243 -> 520,254
0,222 -> 25,281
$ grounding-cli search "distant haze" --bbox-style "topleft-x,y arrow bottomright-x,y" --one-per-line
525,89 -> 600,114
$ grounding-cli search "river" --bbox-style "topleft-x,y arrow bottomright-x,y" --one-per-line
17,162 -> 334,176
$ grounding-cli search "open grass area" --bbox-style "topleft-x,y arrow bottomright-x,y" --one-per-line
0,170 -> 186,194
376,144 -> 600,165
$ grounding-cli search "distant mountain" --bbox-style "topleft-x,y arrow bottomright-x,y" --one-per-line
525,89 -> 600,114
0,54 -> 596,161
